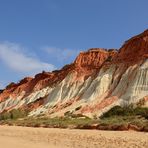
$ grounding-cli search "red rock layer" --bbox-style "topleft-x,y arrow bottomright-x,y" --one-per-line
115,29 -> 148,63
74,48 -> 117,68
22,96 -> 46,112
74,48 -> 108,68
74,48 -> 117,78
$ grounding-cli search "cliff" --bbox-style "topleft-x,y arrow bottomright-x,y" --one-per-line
116,29 -> 148,63
0,30 -> 147,118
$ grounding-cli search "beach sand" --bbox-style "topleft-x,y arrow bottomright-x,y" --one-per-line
0,125 -> 148,148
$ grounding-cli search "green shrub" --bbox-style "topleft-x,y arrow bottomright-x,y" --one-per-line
101,106 -> 125,118
134,107 -> 148,119
0,112 -> 11,120
0,109 -> 28,121
101,106 -> 148,119
10,109 -> 28,119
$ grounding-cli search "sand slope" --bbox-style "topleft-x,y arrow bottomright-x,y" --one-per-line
0,126 -> 148,148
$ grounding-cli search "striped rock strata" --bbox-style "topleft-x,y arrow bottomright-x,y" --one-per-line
0,30 -> 148,118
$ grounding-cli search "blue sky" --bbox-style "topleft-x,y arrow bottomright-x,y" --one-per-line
0,0 -> 148,89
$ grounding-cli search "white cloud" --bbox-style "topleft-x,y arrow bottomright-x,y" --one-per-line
44,46 -> 81,63
0,42 -> 56,75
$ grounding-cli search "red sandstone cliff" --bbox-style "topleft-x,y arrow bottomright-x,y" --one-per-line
0,29 -> 147,117
0,48 -> 117,102
115,29 -> 148,63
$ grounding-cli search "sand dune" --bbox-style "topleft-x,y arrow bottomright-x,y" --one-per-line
0,126 -> 148,148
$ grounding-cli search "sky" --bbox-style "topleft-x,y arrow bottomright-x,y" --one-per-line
0,0 -> 148,89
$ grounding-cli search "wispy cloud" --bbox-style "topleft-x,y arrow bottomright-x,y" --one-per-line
43,46 -> 81,64
0,42 -> 56,75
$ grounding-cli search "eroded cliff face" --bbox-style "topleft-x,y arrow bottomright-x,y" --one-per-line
115,29 -> 148,64
0,30 -> 147,118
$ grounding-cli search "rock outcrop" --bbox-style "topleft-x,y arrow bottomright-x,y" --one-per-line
115,29 -> 148,64
0,30 -> 147,118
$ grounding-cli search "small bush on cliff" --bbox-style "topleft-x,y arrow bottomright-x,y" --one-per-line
0,112 -> 11,120
101,106 -> 148,119
0,109 -> 28,120
10,109 -> 28,119
100,106 -> 127,118
134,107 -> 148,119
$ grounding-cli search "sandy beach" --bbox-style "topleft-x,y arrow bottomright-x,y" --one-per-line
0,126 -> 148,148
